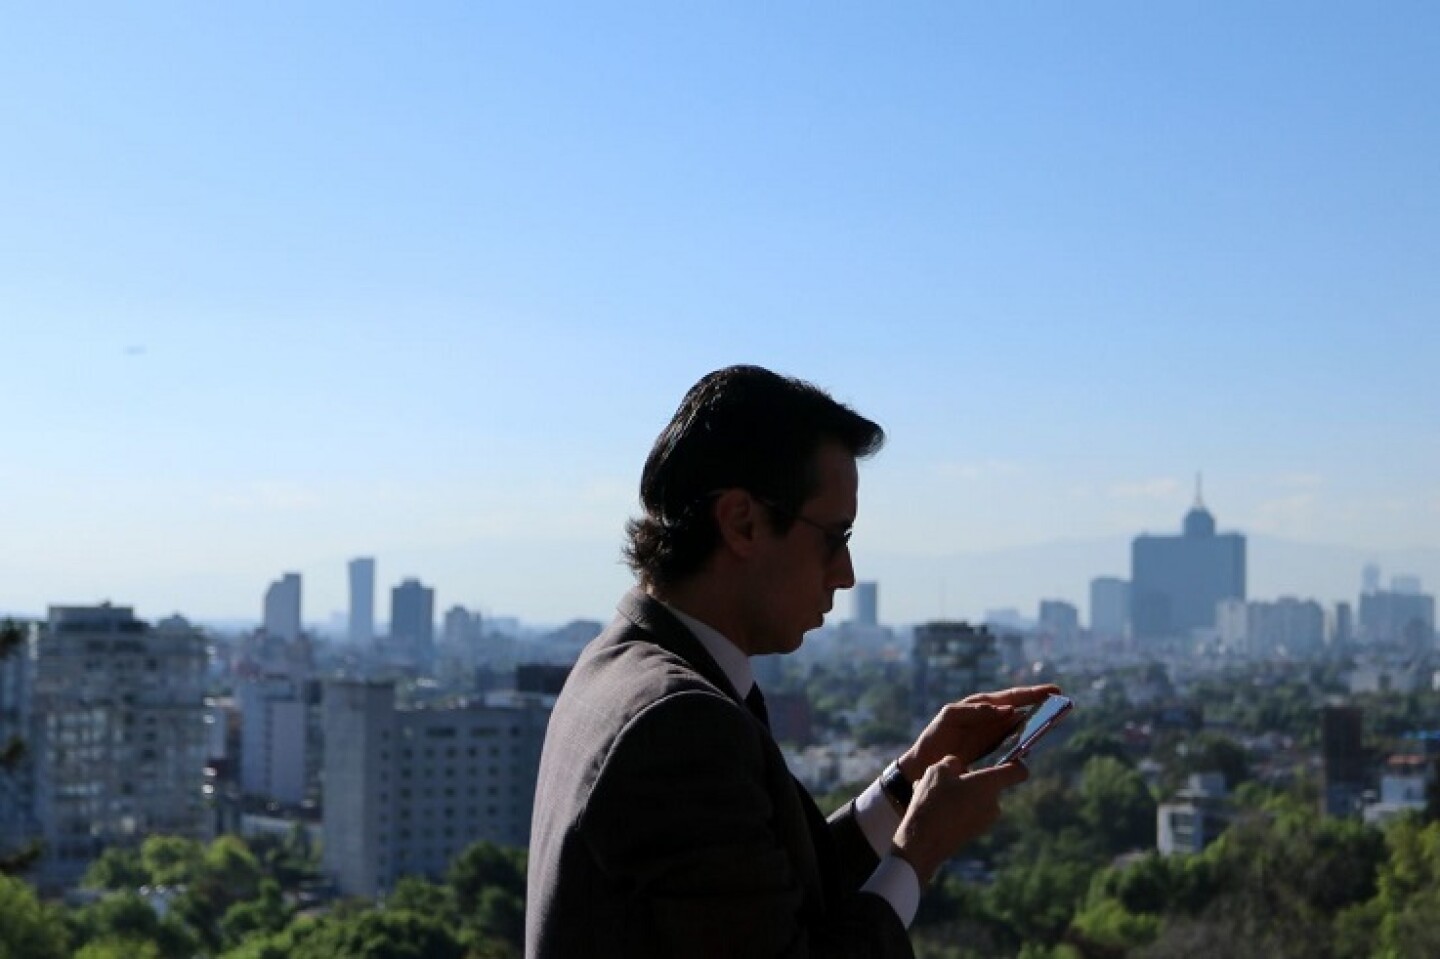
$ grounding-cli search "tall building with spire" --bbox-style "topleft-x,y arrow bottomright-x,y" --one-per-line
1130,476 -> 1247,641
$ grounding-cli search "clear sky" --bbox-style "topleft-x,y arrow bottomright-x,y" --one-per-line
2,3 -> 1436,628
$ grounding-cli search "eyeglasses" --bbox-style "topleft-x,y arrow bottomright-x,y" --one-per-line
754,496 -> 853,560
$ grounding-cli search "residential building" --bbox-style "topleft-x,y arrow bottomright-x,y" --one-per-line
0,620 -> 38,868
32,606 -> 208,890
1090,576 -> 1130,640
322,680 -> 550,897
912,622 -> 1000,730
238,676 -> 321,807
264,573 -> 302,643
1358,589 -> 1435,645
1038,600 -> 1080,645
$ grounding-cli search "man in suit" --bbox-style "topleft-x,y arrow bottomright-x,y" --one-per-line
527,365 -> 1058,957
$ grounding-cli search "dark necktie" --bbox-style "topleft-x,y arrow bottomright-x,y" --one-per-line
744,684 -> 771,729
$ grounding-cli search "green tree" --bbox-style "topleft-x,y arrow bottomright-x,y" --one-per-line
1078,755 -> 1157,855
83,846 -> 150,890
222,910 -> 468,959
0,873 -> 69,959
219,879 -> 293,949
141,836 -> 205,887
65,890 -> 198,959
447,840 -> 527,948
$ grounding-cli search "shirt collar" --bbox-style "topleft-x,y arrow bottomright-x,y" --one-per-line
660,602 -> 754,700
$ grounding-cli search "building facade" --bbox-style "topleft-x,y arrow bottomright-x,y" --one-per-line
238,676 -> 321,807
264,573 -> 303,643
349,557 -> 376,645
32,606 -> 208,890
322,680 -> 550,898
390,578 -> 436,667
1358,589 -> 1435,645
1089,576 -> 1130,640
851,581 -> 879,628
0,620 -> 39,868
912,622 -> 1000,732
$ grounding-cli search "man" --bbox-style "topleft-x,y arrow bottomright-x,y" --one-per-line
527,365 -> 1057,957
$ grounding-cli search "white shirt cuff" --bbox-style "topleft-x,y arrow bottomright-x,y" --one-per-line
855,778 -> 921,927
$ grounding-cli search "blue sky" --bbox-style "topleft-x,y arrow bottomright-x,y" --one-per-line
2,3 -> 1436,627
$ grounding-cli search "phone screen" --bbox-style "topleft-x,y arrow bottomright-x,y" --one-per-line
980,695 -> 1074,767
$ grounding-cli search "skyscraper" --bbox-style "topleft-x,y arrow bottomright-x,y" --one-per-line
1089,576 -> 1130,639
349,557 -> 376,644
264,573 -> 302,642
391,578 -> 436,664
1130,480 -> 1246,641
851,581 -> 879,628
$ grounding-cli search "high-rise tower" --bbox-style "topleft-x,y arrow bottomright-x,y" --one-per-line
1130,477 -> 1246,641
349,557 -> 375,644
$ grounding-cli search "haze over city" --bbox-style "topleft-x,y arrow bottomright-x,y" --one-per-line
2,4 -> 1436,628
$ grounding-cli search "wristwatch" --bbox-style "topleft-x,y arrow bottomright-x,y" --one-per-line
880,759 -> 913,813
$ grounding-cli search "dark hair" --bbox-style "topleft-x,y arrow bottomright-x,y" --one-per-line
623,365 -> 885,589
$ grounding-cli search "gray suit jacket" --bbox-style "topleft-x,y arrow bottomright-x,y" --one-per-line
526,588 -> 913,958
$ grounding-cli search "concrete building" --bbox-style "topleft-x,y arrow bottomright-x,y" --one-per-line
238,676 -> 320,807
1157,773 -> 1230,855
1321,705 -> 1367,818
32,606 -> 208,890
1358,589 -> 1435,646
390,578 -> 436,667
1250,597 -> 1325,658
1038,600 -> 1080,645
1333,601 -> 1354,648
1090,577 -> 1130,640
322,680 -> 550,898
1131,482 -> 1246,641
851,581 -> 879,628
0,619 -> 39,868
349,557 -> 376,645
264,573 -> 302,643
912,622 -> 1000,731
1219,597 -> 1326,658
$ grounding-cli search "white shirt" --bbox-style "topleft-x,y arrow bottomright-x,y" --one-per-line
664,603 -> 921,928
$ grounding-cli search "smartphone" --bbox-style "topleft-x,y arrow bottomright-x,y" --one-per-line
981,694 -> 1074,767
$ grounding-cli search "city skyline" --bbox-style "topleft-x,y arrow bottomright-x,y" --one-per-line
2,5 -> 1436,626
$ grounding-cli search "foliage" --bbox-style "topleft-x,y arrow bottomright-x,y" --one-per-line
65,889 -> 199,959
223,909 -> 468,959
0,873 -> 69,959
446,841 -> 527,951
83,847 -> 151,890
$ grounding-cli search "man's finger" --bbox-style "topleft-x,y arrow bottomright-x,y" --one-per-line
966,684 -> 1060,707
964,760 -> 1030,789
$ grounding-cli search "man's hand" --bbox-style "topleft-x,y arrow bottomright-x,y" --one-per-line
890,757 -> 1030,885
897,684 -> 1061,781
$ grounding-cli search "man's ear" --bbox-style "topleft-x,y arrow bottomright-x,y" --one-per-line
712,488 -> 761,558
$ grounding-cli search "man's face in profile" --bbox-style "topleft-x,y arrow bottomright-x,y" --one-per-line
742,442 -> 859,656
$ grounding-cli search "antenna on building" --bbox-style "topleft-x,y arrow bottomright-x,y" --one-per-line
1194,471 -> 1205,508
